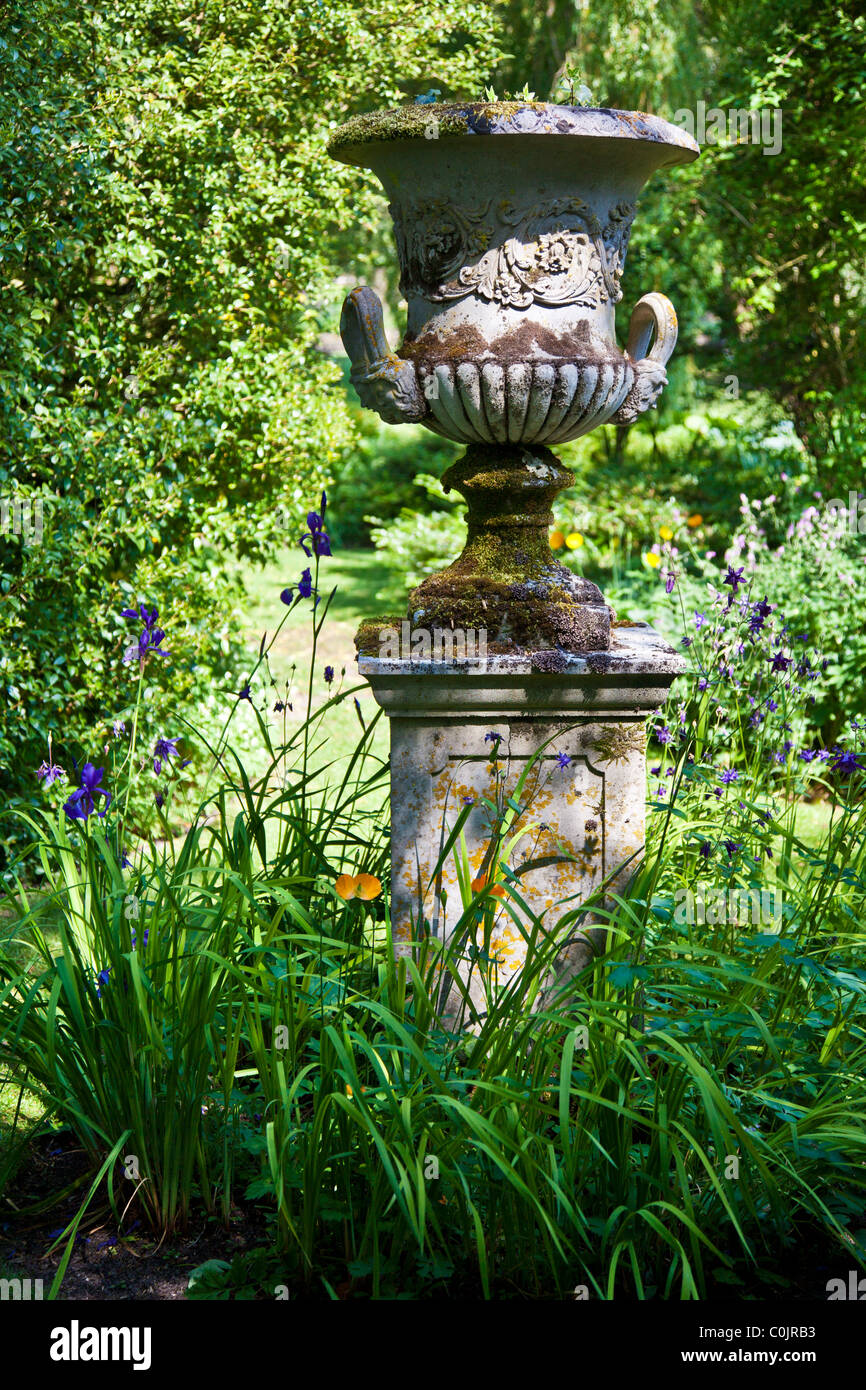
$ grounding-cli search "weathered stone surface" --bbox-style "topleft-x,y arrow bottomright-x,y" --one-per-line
359,623 -> 684,1027
331,102 -> 698,442
408,442 -> 612,652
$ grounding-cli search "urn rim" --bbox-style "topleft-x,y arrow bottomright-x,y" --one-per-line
328,101 -> 700,167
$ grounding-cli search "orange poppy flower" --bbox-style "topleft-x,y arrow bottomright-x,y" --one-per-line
335,873 -> 382,901
470,874 -> 506,898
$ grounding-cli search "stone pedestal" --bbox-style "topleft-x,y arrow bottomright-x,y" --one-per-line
359,623 -> 684,1026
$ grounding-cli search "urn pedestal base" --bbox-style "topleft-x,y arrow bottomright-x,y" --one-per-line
359,623 -> 685,1029
408,442 -> 613,653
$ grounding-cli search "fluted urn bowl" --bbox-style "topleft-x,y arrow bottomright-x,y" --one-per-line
329,103 -> 698,444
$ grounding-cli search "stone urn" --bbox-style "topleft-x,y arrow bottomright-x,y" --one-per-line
329,102 -> 697,1024
330,102 -> 698,652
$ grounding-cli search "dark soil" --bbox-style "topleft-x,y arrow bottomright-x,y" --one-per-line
0,1129 -> 269,1300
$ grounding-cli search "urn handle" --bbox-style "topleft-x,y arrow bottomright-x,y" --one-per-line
339,286 -> 427,425
611,291 -> 678,426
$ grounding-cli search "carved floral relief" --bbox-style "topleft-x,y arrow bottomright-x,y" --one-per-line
389,196 -> 636,309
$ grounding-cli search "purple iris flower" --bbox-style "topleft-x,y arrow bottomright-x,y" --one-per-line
121,603 -> 169,666
121,602 -> 159,629
153,736 -> 181,775
300,493 -> 331,558
298,568 -> 313,599
63,764 -> 111,821
96,967 -> 111,998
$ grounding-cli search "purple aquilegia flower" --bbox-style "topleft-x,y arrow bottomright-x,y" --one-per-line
484,732 -> 501,744
699,842 -> 712,860
694,611 -> 706,631
655,725 -> 672,745
112,720 -> 126,738
748,595 -> 772,636
799,748 -> 818,762
770,653 -> 791,673
96,967 -> 110,998
153,736 -> 181,775
723,565 -> 746,595
300,493 -> 331,558
697,677 -> 708,692
324,665 -> 334,685
556,751 -> 572,769
37,759 -> 66,786
829,749 -> 865,776
723,840 -> 742,858
718,768 -> 739,784
664,571 -> 677,595
63,764 -> 111,821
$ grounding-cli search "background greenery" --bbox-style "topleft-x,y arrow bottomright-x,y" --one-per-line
1,0 -> 865,1302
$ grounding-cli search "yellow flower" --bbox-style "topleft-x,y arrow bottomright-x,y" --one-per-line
645,552 -> 662,569
659,524 -> 674,541
687,513 -> 703,528
565,532 -> 584,549
549,529 -> 565,550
